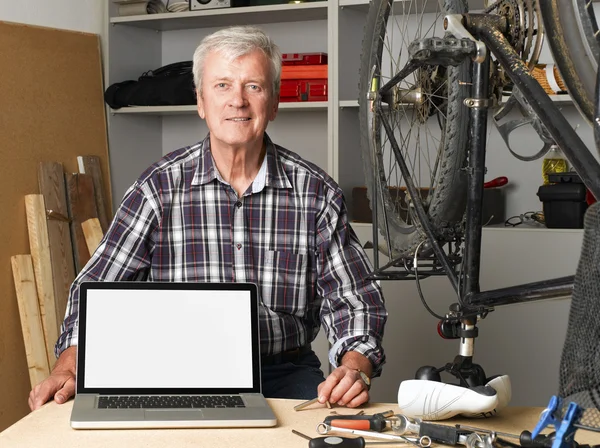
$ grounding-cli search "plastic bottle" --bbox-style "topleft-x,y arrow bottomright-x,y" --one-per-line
542,144 -> 568,185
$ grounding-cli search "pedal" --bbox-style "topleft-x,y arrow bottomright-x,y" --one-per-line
409,37 -> 477,67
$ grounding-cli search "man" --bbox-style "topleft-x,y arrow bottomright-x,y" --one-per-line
28,25 -> 387,411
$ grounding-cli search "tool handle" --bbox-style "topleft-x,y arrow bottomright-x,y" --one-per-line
323,415 -> 386,432
484,176 -> 508,188
308,436 -> 366,448
419,422 -> 466,445
519,430 -> 555,448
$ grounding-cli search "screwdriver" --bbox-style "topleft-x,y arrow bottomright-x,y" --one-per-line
322,411 -> 395,432
293,429 -> 366,447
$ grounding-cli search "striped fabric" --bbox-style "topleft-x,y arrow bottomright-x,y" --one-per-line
56,134 -> 387,374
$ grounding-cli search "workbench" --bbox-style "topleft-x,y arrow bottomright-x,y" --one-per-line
2,399 -> 599,447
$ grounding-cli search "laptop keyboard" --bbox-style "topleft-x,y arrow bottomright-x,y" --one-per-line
98,395 -> 246,409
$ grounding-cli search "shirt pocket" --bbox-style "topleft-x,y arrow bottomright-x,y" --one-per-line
261,250 -> 308,315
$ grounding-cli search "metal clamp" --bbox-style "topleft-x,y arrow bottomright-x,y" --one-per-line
464,98 -> 491,108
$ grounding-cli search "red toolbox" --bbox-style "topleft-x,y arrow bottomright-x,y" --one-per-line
282,52 -> 327,65
280,79 -> 328,102
281,64 -> 328,80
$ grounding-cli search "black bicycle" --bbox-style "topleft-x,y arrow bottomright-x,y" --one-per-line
359,0 -> 600,389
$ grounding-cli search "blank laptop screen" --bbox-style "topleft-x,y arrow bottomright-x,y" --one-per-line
82,288 -> 254,390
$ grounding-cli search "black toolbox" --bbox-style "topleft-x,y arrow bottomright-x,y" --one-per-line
537,172 -> 587,228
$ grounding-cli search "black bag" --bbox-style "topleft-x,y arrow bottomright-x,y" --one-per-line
104,61 -> 196,109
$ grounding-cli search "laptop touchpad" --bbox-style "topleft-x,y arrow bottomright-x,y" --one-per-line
144,410 -> 204,420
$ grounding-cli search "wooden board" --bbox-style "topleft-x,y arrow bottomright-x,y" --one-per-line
38,162 -> 76,326
24,195 -> 58,371
78,156 -> 111,233
11,255 -> 51,388
81,218 -> 104,256
66,173 -> 98,271
0,21 -> 111,431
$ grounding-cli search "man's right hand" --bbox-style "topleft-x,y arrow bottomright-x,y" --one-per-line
28,346 -> 77,411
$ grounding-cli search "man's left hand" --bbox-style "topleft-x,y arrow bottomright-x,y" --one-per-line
317,352 -> 372,408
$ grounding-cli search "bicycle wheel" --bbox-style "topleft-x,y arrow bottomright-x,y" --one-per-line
359,0 -> 470,257
540,0 -> 599,125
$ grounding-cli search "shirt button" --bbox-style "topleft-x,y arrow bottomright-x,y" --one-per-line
235,201 -> 242,208
236,243 -> 242,250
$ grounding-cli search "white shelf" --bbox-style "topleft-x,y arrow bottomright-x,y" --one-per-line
110,2 -> 328,30
110,102 -> 329,116
339,100 -> 359,108
502,94 -> 573,105
341,95 -> 570,110
340,0 -> 485,13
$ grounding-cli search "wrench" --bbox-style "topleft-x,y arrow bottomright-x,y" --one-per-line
317,423 -> 432,447
388,415 -> 422,435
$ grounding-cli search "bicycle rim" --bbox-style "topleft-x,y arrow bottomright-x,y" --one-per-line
540,0 -> 599,125
359,0 -> 470,257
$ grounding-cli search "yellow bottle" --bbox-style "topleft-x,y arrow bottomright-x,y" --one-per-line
542,145 -> 568,185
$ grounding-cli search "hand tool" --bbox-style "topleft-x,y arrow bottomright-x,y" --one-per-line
330,410 -> 366,416
292,429 -> 366,447
388,414 -> 421,435
484,176 -> 508,188
317,423 -> 432,447
323,410 -> 395,431
455,425 -> 556,448
377,414 -> 487,447
294,397 -> 332,411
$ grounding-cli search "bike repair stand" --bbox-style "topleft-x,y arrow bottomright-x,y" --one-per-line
414,17 -> 494,390
415,313 -> 487,388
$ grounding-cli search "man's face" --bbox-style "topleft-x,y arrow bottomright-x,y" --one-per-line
197,49 -> 279,150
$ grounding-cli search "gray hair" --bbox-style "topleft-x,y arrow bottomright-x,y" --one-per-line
193,26 -> 282,98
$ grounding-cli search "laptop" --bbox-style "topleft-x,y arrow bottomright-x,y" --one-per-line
70,281 -> 277,429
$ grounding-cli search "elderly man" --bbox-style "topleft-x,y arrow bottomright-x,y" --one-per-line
29,25 -> 387,411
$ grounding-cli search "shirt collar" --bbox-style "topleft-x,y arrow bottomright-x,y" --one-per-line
191,133 -> 292,192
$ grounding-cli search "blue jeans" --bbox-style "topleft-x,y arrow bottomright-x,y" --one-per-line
261,350 -> 326,399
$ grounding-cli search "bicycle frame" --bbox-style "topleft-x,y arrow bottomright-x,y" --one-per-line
369,11 -> 600,312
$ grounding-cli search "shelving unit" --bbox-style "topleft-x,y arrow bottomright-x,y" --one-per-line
106,1 -> 334,203
105,0 -> 557,223
109,102 -> 329,116
110,2 -> 328,29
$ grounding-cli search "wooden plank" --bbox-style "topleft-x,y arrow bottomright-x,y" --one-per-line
38,162 -> 76,327
78,156 -> 111,233
65,173 -> 98,272
25,195 -> 58,370
11,255 -> 51,388
81,218 -> 104,256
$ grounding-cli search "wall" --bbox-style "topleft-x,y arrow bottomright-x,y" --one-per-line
0,0 -> 104,35
0,1 -> 107,432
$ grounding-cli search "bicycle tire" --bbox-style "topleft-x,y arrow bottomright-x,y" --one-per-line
359,0 -> 470,256
540,0 -> 599,125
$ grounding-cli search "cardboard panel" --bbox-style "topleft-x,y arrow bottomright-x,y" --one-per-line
0,21 -> 111,431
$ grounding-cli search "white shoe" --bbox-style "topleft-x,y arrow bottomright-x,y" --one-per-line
397,379 -> 499,421
460,375 -> 512,418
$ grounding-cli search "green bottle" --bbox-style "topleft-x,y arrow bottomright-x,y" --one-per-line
542,145 -> 568,185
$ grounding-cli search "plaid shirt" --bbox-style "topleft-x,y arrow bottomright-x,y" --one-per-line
56,134 -> 387,374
